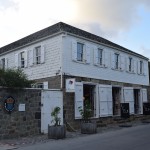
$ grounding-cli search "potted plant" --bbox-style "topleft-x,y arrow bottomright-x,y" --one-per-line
78,100 -> 97,134
48,106 -> 66,139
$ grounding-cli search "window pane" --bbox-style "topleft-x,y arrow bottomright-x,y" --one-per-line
115,53 -> 119,69
77,43 -> 84,61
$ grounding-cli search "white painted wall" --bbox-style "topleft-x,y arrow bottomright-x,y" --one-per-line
62,35 -> 149,86
0,35 -> 62,80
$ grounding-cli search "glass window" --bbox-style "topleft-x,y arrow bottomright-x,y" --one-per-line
140,61 -> 143,74
115,53 -> 119,69
20,52 -> 25,68
98,49 -> 103,65
1,58 -> 5,69
129,57 -> 132,72
77,42 -> 84,61
35,46 -> 41,64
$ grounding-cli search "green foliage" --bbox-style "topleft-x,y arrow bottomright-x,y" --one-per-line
0,68 -> 33,88
51,106 -> 61,126
78,100 -> 92,122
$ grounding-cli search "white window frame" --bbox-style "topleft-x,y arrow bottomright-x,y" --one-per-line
34,46 -> 41,64
97,48 -> 103,66
114,53 -> 119,70
20,51 -> 25,68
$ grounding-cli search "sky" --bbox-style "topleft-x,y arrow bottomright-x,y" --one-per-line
0,0 -> 150,58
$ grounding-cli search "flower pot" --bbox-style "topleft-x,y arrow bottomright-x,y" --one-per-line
48,125 -> 66,139
81,122 -> 97,134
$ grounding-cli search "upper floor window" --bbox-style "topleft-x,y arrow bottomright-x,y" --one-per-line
1,58 -> 5,69
77,42 -> 84,61
20,52 -> 25,68
140,60 -> 143,74
98,48 -> 103,65
129,57 -> 132,72
34,46 -> 41,64
114,53 -> 119,69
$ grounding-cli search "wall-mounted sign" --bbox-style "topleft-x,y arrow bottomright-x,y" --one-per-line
19,104 -> 25,111
66,78 -> 75,92
4,96 -> 15,113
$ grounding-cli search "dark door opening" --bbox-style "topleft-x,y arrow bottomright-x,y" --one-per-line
134,89 -> 140,114
83,84 -> 95,117
112,87 -> 121,116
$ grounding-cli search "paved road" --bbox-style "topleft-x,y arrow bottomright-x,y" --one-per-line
16,124 -> 150,150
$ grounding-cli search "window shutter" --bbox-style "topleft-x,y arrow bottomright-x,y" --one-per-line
41,45 -> 45,64
15,53 -> 19,68
5,58 -> 8,69
85,44 -> 90,64
24,51 -> 28,68
137,61 -> 140,74
143,62 -> 147,75
99,85 -> 112,117
0,60 -> 2,69
104,50 -> 108,67
142,88 -> 147,103
28,50 -> 33,66
120,54 -> 124,71
123,87 -> 134,114
75,82 -> 83,119
111,52 -> 115,69
72,40 -> 77,61
43,81 -> 48,89
126,57 -> 129,71
94,47 -> 98,65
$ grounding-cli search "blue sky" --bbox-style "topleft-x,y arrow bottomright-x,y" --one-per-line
0,0 -> 150,58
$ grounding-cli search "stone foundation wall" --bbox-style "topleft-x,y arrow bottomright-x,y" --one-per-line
0,88 -> 41,139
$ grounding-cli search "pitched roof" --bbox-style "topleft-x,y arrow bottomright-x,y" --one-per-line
0,22 -> 148,60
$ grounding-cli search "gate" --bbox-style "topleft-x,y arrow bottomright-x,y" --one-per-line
41,90 -> 63,134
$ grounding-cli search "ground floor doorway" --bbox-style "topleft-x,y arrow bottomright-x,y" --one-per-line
112,87 -> 121,116
134,89 -> 140,114
83,84 -> 96,117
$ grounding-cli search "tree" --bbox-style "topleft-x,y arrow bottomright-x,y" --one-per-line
0,68 -> 33,88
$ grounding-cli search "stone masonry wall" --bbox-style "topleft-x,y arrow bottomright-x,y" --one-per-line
0,88 -> 41,139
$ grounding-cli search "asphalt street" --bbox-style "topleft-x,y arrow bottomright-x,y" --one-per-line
16,123 -> 150,150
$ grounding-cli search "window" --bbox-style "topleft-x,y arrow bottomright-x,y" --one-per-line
1,58 -> 5,69
129,57 -> 132,72
20,52 -> 25,68
140,61 -> 143,74
77,42 -> 84,61
35,46 -> 41,64
98,49 -> 103,65
114,53 -> 119,69
31,81 -> 48,89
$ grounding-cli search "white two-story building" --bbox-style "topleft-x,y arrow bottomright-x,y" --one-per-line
0,22 -> 149,127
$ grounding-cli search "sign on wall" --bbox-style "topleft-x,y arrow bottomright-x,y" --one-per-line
4,96 -> 15,113
143,103 -> 150,115
66,78 -> 75,92
120,103 -> 130,118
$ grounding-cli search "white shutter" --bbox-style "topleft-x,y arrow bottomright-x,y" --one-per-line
43,81 -> 48,89
126,57 -> 129,71
111,52 -> 115,69
24,51 -> 28,68
15,53 -> 19,68
86,44 -> 90,64
137,61 -> 140,74
99,85 -> 112,117
120,54 -> 124,71
5,58 -> 8,69
41,45 -> 45,64
104,50 -> 108,67
75,82 -> 83,119
123,87 -> 134,114
142,88 -> 147,102
72,40 -> 77,61
94,47 -> 98,65
143,62 -> 147,75
28,50 -> 33,66
0,60 -> 2,69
